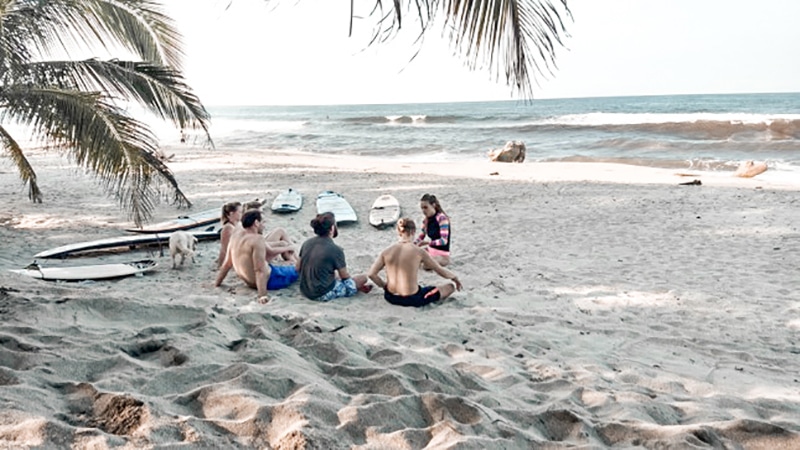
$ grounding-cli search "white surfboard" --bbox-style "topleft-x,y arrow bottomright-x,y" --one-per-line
33,225 -> 222,259
10,260 -> 157,281
125,208 -> 219,233
369,194 -> 401,229
316,191 -> 357,224
271,188 -> 303,213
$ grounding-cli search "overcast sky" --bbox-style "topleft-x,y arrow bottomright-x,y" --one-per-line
163,0 -> 800,106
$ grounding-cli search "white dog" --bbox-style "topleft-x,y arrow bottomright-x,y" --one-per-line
169,231 -> 197,269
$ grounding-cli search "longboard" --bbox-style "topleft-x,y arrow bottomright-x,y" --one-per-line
271,188 -> 303,213
368,194 -> 401,229
33,225 -> 221,259
125,208 -> 219,233
316,191 -> 357,224
10,260 -> 157,281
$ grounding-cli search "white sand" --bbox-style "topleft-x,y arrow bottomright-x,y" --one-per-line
0,146 -> 799,448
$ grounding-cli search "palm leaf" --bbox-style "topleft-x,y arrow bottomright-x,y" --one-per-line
0,125 -> 42,203
3,0 -> 183,69
24,59 -> 212,140
1,85 -> 190,225
359,0 -> 572,96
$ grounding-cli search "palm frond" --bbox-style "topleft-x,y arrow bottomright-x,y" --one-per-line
362,0 -> 572,97
1,0 -> 183,68
0,125 -> 42,203
24,59 -> 212,142
1,85 -> 190,225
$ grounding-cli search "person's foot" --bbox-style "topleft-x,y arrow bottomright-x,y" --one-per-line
359,284 -> 374,294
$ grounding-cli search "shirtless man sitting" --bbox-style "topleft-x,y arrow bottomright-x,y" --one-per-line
368,218 -> 462,307
215,210 -> 295,303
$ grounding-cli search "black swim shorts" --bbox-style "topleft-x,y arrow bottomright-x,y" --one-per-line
383,286 -> 441,307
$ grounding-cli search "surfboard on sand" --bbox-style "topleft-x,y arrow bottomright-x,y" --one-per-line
33,226 -> 221,259
125,208 -> 219,233
10,259 -> 157,281
271,188 -> 303,213
316,191 -> 357,224
369,194 -> 401,229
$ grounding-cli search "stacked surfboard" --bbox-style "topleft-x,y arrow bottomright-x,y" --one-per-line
316,191 -> 357,223
10,260 -> 157,281
12,208 -> 224,281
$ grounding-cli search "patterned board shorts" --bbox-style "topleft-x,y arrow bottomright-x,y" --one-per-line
314,278 -> 357,302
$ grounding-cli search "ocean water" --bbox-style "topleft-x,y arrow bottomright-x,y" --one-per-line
179,92 -> 800,175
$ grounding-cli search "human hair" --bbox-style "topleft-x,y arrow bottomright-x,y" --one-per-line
397,217 -> 416,235
420,193 -> 445,215
221,201 -> 241,225
311,212 -> 336,237
243,200 -> 263,212
241,209 -> 262,229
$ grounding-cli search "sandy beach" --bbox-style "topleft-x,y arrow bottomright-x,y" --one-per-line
1,145 -> 799,448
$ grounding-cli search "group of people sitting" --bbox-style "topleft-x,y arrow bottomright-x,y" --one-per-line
214,194 -> 462,307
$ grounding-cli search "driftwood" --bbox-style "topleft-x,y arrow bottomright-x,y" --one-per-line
488,141 -> 526,163
734,161 -> 767,178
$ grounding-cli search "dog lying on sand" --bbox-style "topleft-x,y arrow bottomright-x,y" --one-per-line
169,231 -> 197,269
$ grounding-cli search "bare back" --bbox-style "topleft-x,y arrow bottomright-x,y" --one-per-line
382,242 -> 426,296
229,231 -> 267,289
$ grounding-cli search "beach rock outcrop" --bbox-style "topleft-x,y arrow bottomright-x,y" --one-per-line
734,160 -> 768,178
488,141 -> 526,163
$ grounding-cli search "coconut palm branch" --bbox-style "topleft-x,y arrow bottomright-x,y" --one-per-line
354,0 -> 572,96
2,85 -> 188,226
0,0 -> 211,226
24,59 -> 210,135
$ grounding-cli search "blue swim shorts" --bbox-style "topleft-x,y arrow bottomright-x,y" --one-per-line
267,264 -> 299,290
314,278 -> 357,302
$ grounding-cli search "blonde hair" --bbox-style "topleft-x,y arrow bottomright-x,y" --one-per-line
397,217 -> 416,235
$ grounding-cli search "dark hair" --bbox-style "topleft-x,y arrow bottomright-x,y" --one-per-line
397,217 -> 416,235
242,209 -> 262,228
221,201 -> 242,225
311,212 -> 337,237
420,193 -> 445,215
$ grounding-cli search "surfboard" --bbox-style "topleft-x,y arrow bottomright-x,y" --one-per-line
271,188 -> 303,213
10,260 -> 157,281
125,208 -> 219,233
316,191 -> 357,224
33,225 -> 221,259
368,194 -> 401,229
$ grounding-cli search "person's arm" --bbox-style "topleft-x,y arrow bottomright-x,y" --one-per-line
337,266 -> 351,280
217,226 -> 232,266
265,240 -> 293,253
367,252 -> 386,289
420,249 -> 461,290
252,240 -> 269,301
428,213 -> 450,247
415,218 -> 428,246
333,246 -> 350,280
214,252 -> 232,287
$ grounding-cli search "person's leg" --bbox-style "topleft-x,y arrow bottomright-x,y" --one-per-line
436,282 -> 456,299
433,255 -> 450,267
264,227 -> 297,263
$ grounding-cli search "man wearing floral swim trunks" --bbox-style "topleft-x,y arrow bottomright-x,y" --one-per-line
297,212 -> 371,302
